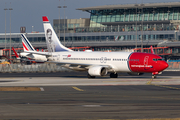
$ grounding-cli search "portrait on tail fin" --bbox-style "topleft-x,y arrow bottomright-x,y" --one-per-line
46,29 -> 55,52
42,16 -> 72,52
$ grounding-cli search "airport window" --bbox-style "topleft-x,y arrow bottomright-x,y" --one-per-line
97,16 -> 102,23
169,12 -> 173,20
115,15 -> 120,22
125,14 -> 129,22
111,15 -> 116,22
106,16 -> 111,22
159,12 -> 164,21
139,14 -> 143,21
129,14 -> 134,21
164,13 -> 168,20
148,13 -> 153,21
144,13 -> 149,21
174,12 -> 178,20
101,15 -> 106,22
120,14 -> 124,22
154,13 -> 158,21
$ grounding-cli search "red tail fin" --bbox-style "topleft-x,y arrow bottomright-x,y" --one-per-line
12,47 -> 20,59
150,46 -> 155,54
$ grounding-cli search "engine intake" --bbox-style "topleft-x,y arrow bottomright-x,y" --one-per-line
88,66 -> 107,76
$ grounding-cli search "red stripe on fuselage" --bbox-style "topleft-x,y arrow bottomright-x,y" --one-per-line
128,52 -> 168,73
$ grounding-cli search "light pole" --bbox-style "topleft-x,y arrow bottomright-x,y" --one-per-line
4,8 -> 8,50
9,7 -> 13,60
32,26 -> 34,33
135,2 -> 138,52
63,5 -> 67,46
140,3 -> 144,53
58,6 -> 61,40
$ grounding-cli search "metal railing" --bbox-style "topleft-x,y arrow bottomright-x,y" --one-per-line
0,64 -> 70,73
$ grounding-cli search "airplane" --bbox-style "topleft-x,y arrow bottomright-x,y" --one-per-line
24,16 -> 169,79
20,34 -> 47,62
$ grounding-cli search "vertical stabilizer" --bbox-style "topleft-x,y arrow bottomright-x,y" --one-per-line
21,34 -> 36,52
42,16 -> 72,52
12,47 -> 20,59
150,46 -> 155,54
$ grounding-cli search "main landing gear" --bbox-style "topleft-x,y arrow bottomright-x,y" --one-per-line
110,73 -> 118,78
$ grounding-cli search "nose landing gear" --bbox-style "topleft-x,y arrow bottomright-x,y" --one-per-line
152,75 -> 157,79
152,72 -> 159,79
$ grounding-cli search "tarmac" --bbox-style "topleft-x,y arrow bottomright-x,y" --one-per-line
0,71 -> 180,119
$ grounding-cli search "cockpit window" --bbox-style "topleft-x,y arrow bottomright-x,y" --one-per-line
153,58 -> 163,61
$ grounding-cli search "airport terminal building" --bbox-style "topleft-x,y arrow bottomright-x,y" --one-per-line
1,2 -> 180,59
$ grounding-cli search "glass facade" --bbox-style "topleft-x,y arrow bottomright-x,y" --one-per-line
58,34 -> 175,43
90,7 -> 180,27
0,37 -> 45,43
72,24 -> 179,33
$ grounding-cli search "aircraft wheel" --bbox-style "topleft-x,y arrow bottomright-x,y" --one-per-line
110,73 -> 118,78
87,74 -> 95,79
152,75 -> 156,79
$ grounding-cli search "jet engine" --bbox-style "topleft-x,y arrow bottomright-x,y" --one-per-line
88,66 -> 107,76
127,72 -> 144,76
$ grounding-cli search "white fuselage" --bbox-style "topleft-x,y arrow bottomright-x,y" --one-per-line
48,51 -> 132,72
20,52 -> 47,61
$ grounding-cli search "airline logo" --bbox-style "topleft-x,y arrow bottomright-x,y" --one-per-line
62,55 -> 71,58
21,34 -> 35,51
131,65 -> 153,68
42,16 -> 49,22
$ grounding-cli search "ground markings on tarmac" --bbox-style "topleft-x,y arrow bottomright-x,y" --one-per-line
147,79 -> 180,90
72,86 -> 85,91
0,87 -> 44,91
88,118 -> 180,120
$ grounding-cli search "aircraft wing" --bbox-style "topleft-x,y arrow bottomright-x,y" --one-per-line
21,59 -> 46,62
45,61 -> 112,70
24,51 -> 52,57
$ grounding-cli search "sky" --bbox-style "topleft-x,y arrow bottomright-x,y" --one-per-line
0,0 -> 179,33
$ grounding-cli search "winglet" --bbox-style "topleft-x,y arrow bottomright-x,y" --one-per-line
42,16 -> 49,22
12,47 -> 20,59
150,46 -> 155,54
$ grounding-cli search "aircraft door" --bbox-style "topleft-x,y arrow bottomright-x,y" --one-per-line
144,56 -> 150,70
144,56 -> 149,66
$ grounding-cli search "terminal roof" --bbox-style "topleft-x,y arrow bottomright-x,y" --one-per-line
77,2 -> 180,11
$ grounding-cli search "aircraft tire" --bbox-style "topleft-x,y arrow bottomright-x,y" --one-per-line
110,73 -> 118,78
152,75 -> 157,79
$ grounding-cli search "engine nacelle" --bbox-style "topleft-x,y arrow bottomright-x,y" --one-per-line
88,66 -> 107,76
127,72 -> 144,76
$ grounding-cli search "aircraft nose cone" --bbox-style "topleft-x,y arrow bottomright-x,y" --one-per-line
161,61 -> 169,70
